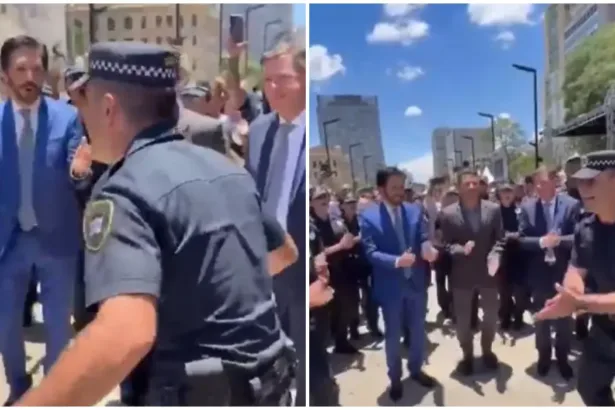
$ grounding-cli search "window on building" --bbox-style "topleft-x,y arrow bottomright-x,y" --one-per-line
141,16 -> 146,29
141,38 -> 148,43
192,60 -> 197,71
156,37 -> 162,44
192,14 -> 197,27
124,16 -> 133,30
74,19 -> 83,29
332,160 -> 337,168
312,161 -> 317,168
107,17 -> 115,31
156,15 -> 162,28
192,36 -> 197,46
166,15 -> 173,27
0,5 -> 6,14
179,15 -> 184,28
124,38 -> 133,42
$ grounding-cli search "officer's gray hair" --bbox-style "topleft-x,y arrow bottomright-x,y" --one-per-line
90,79 -> 178,124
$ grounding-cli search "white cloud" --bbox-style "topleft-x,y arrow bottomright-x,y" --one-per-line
398,152 -> 433,184
309,45 -> 346,82
468,4 -> 534,26
396,65 -> 424,81
499,112 -> 511,119
404,105 -> 422,117
367,20 -> 429,45
383,4 -> 424,18
494,30 -> 515,49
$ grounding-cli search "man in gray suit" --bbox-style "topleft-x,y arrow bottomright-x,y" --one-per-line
438,169 -> 504,375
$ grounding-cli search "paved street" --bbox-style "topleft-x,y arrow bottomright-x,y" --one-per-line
332,281 -> 587,406
0,304 -> 120,406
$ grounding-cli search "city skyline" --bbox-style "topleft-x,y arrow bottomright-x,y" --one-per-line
310,4 -> 546,183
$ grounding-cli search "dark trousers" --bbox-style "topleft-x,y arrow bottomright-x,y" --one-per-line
534,292 -> 573,360
352,278 -> 379,334
23,277 -> 37,325
331,281 -> 359,346
434,264 -> 451,315
499,281 -> 530,323
73,252 -> 97,332
453,287 -> 499,357
577,325 -> 615,406
309,320 -> 340,406
121,357 -> 151,405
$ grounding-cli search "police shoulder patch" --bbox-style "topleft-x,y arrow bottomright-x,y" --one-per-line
83,199 -> 114,252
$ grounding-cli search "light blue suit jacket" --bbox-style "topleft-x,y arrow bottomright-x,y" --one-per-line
359,202 -> 428,306
0,97 -> 83,259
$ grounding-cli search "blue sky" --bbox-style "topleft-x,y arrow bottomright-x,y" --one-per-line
293,4 -> 305,27
309,4 -> 546,182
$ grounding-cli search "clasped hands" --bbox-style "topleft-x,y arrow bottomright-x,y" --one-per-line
534,283 -> 588,321
396,242 -> 439,268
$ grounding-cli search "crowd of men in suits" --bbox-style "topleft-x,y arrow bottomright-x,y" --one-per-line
0,32 -> 307,405
309,155 -> 589,404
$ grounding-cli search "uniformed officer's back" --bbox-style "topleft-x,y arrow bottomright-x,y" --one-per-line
98,134 -> 284,367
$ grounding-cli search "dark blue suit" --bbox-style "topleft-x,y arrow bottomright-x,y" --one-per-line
359,202 -> 428,383
518,193 -> 580,359
246,112 -> 306,405
0,97 -> 82,399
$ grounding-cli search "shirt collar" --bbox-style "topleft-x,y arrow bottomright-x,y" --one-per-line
279,110 -> 306,127
12,97 -> 41,116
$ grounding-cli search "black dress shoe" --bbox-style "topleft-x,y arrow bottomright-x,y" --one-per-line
512,318 -> 525,331
536,356 -> 551,377
482,352 -> 499,370
500,318 -> 511,331
411,371 -> 437,388
557,360 -> 574,381
349,328 -> 361,341
388,382 -> 403,402
3,399 -> 15,406
334,343 -> 358,355
457,357 -> 474,376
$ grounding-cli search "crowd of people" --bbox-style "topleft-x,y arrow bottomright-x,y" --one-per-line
309,152 -> 615,406
0,30 -> 306,406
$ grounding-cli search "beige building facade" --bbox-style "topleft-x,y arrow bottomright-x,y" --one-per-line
309,145 -> 354,191
66,4 -> 221,83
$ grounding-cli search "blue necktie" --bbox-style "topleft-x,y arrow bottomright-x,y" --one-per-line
544,201 -> 553,232
18,108 -> 37,231
264,123 -> 295,228
394,207 -> 411,279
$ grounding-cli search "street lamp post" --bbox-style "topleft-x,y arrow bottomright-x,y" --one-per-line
478,112 -> 496,152
363,155 -> 371,184
88,4 -> 108,45
322,118 -> 340,173
348,142 -> 361,192
512,63 -> 540,168
244,4 -> 265,74
463,135 -> 476,168
263,18 -> 282,54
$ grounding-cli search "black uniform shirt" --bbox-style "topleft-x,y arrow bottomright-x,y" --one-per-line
83,121 -> 284,370
571,214 -> 615,338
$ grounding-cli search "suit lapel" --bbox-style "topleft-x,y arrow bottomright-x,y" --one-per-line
380,203 -> 400,250
34,98 -> 50,174
289,130 -> 306,203
2,101 -> 17,166
255,115 -> 279,198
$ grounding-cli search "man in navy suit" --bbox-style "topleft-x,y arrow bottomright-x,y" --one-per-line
0,35 -> 84,404
246,36 -> 307,405
359,167 -> 438,402
518,165 -> 580,380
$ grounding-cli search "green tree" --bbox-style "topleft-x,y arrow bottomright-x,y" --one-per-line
478,116 -> 527,176
219,58 -> 263,88
508,153 -> 535,182
561,23 -> 615,153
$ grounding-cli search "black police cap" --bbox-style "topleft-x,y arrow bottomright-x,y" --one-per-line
573,150 -> 615,180
69,41 -> 178,91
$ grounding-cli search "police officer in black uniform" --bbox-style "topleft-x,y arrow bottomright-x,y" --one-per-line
16,41 -> 293,407
535,150 -> 615,406
310,186 -> 358,354
308,188 -> 340,405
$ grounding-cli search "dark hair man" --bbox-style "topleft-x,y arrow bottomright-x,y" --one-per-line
534,151 -> 615,405
438,169 -> 504,376
517,166 -> 581,380
359,167 -> 438,402
0,35 -> 84,405
17,41 -> 294,407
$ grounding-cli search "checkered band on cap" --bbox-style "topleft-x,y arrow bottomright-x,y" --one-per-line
587,158 -> 615,169
89,58 -> 177,86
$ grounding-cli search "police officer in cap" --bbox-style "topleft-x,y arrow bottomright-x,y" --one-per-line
17,41 -> 294,406
536,150 -> 615,406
